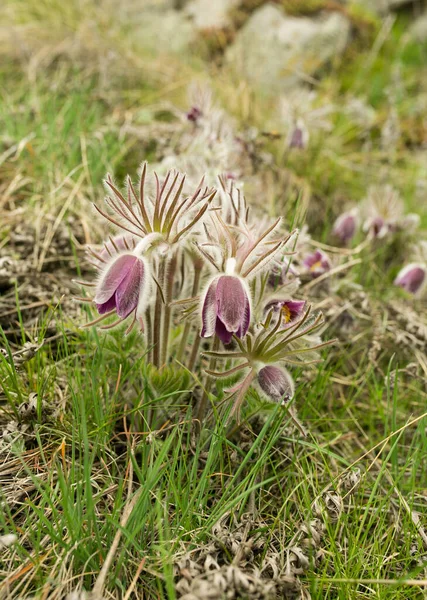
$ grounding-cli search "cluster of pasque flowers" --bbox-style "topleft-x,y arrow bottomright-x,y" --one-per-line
77,164 -> 332,420
330,184 -> 426,296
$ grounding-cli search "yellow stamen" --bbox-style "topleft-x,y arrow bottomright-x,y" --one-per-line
281,305 -> 292,324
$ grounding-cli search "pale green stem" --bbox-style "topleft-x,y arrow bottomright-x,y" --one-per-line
196,336 -> 220,426
145,308 -> 153,364
152,259 -> 166,368
160,253 -> 178,367
177,263 -> 202,364
188,333 -> 201,374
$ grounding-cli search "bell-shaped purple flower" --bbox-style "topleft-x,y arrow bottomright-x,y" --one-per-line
332,211 -> 357,244
394,263 -> 426,295
264,299 -> 306,328
303,249 -> 331,278
258,366 -> 294,404
94,254 -> 148,319
288,119 -> 309,149
201,275 -> 251,344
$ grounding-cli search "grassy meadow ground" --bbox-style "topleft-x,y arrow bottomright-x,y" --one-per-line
1,1 -> 427,598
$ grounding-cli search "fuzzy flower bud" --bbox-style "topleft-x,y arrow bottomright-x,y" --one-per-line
288,119 -> 309,149
332,211 -> 357,244
258,366 -> 294,403
394,263 -> 426,295
94,254 -> 149,320
201,275 -> 251,344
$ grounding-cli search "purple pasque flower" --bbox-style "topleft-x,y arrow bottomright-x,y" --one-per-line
258,365 -> 294,404
394,263 -> 426,295
186,105 -> 202,123
365,215 -> 387,238
201,275 -> 251,344
288,120 -> 309,149
332,211 -> 357,244
303,249 -> 331,278
264,299 -> 306,328
94,253 -> 149,319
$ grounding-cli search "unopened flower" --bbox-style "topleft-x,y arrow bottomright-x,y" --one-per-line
201,275 -> 250,344
264,299 -> 306,328
332,211 -> 357,244
303,249 -> 331,277
394,263 -> 426,295
258,365 -> 294,404
94,254 -> 150,321
288,119 -> 309,149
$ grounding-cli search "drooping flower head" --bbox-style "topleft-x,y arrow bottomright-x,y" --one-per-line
258,365 -> 294,404
197,186 -> 291,343
332,211 -> 358,244
394,263 -> 426,295
201,272 -> 251,344
93,253 -> 150,329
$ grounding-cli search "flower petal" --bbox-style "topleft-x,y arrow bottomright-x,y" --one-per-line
96,295 -> 117,315
201,277 -> 218,338
215,317 -> 233,344
394,263 -> 426,295
94,254 -> 137,304
333,212 -> 357,243
115,258 -> 145,318
236,292 -> 251,338
216,276 -> 248,333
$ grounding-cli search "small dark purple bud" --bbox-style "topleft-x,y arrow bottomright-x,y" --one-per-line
186,106 -> 202,123
394,263 -> 426,295
258,366 -> 294,404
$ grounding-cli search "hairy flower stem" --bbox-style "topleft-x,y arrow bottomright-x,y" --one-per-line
196,336 -> 220,427
188,332 -> 201,373
177,263 -> 202,364
145,309 -> 153,364
161,253 -> 178,367
153,259 -> 166,368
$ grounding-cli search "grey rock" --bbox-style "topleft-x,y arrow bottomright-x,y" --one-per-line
407,11 -> 427,41
139,9 -> 195,54
225,4 -> 351,93
186,0 -> 240,29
